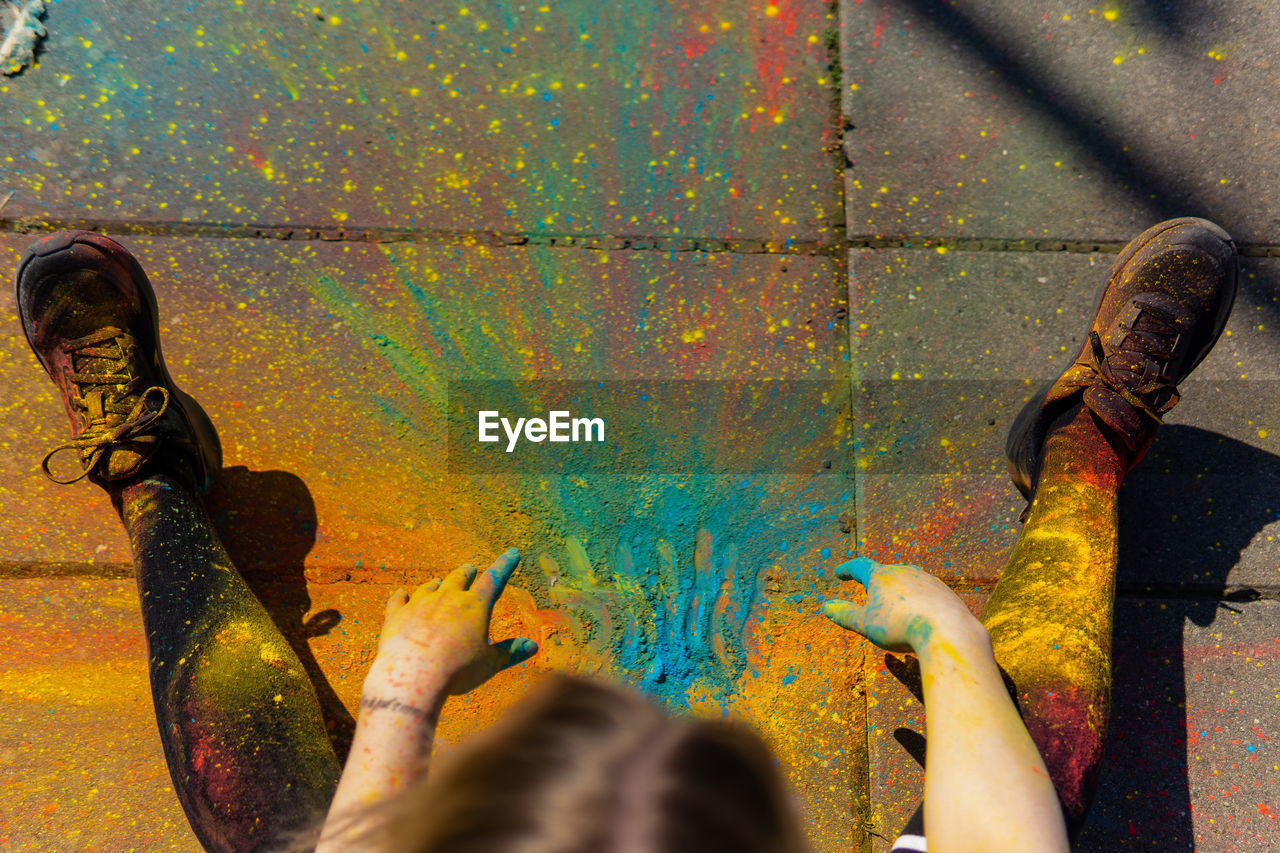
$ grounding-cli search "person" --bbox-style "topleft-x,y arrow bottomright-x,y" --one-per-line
14,227 -> 812,852
307,543 -> 1068,853
310,551 -> 811,853
308,216 -> 1236,852
14,215 -> 1238,852
874,216 -> 1239,849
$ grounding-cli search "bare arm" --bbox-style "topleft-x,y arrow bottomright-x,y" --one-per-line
822,557 -> 1068,853
316,549 -> 538,853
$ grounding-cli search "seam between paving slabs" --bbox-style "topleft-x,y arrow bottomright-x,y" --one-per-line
0,220 -> 1196,255
0,561 -> 846,594
818,4 -> 875,847
7,562 -> 1276,601
8,221 -> 1280,258
0,218 -> 843,255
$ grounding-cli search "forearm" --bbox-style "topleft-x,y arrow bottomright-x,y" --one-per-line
316,662 -> 450,852
917,625 -> 1068,853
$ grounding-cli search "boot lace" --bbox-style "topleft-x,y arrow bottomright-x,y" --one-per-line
1077,297 -> 1183,424
41,327 -> 169,484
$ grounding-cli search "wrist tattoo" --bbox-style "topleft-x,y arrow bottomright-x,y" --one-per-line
360,695 -> 439,725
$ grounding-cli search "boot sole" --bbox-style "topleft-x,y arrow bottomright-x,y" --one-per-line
15,232 -> 223,492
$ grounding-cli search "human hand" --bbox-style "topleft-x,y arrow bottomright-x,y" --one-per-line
371,548 -> 538,697
821,557 -> 983,654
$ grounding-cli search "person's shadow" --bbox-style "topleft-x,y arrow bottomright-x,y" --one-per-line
1077,424 -> 1272,850
203,467 -> 356,763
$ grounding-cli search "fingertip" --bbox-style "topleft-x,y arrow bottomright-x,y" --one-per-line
821,599 -> 862,631
385,587 -> 409,614
834,556 -> 878,584
500,637 -> 538,669
496,549 -> 521,576
440,564 -> 478,591
500,549 -> 521,573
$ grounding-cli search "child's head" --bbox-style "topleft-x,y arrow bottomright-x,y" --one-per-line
372,674 -> 808,852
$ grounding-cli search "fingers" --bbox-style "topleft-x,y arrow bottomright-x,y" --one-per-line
470,547 -> 521,605
439,563 -> 479,591
407,576 -> 443,605
447,637 -> 539,695
821,599 -> 868,635
491,636 -> 539,669
833,556 -> 879,586
407,547 -> 521,605
384,588 -> 410,620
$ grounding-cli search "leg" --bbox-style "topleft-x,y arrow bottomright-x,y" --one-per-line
115,455 -> 340,852
887,407 -> 1121,848
982,405 -> 1124,828
985,218 -> 1236,830
890,217 -> 1237,847
15,231 -> 339,852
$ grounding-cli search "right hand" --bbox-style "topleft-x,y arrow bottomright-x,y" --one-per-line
372,548 -> 538,696
821,557 -> 982,654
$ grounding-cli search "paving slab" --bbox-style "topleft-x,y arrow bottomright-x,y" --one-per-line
847,248 -> 1094,581
0,578 -> 200,851
1,234 -> 847,575
841,0 -> 1280,244
864,594 -> 1280,851
0,0 -> 838,241
851,248 -> 1280,590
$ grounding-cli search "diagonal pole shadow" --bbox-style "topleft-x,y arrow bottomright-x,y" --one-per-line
883,0 -> 1280,329
892,0 -> 1192,214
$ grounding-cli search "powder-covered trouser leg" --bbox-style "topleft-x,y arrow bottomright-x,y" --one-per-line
889,408 -> 1127,847
981,408 -> 1125,831
114,465 -> 340,853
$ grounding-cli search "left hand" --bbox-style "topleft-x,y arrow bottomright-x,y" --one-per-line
821,556 -> 982,654
371,547 -> 539,696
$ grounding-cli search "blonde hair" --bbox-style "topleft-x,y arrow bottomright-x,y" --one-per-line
370,674 -> 809,853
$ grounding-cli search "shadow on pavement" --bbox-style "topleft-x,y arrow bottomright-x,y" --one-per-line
1132,0 -> 1198,37
204,466 -> 356,763
892,0 -> 1280,331
1078,424 -> 1273,850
